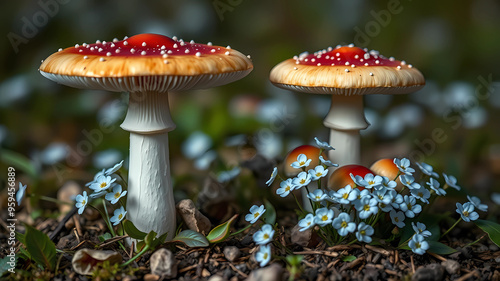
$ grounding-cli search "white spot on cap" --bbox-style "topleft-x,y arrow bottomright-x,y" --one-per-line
160,50 -> 165,55
161,45 -> 166,50
317,63 -> 321,66
351,64 -> 355,68
163,54 -> 168,58
58,48 -> 63,52
375,60 -> 380,64
226,45 -> 231,49
173,44 -> 178,48
123,41 -> 128,46
113,38 -> 119,42
96,40 -> 101,44
75,44 -> 79,48
331,63 -> 335,66
123,36 -> 128,39
102,41 -> 107,45
369,72 -> 374,76
336,53 -> 340,57
106,52 -> 111,56
90,47 -> 95,51
397,65 -> 402,70
294,67 -> 298,70
83,56 -> 88,59
82,43 -> 88,47
365,63 -> 369,66
115,49 -> 120,54
195,52 -> 201,57
327,47 -> 333,51
98,48 -> 103,52
185,49 -> 190,54
354,55 -> 359,59
141,42 -> 146,47
210,49 -> 216,53
247,55 -> 251,59
408,64 -> 413,68
110,43 -> 115,48
141,51 -> 147,55
401,60 -> 407,65
311,58 -> 316,62
207,42 -> 213,46
164,60 -> 169,64
225,51 -> 230,55
345,69 -> 350,73
389,57 -> 395,61
345,62 -> 350,66
364,53 -> 370,60
180,41 -> 185,46
190,40 -> 195,44
167,50 -> 173,54
130,48 -> 135,53
172,36 -> 178,40
99,57 -> 105,61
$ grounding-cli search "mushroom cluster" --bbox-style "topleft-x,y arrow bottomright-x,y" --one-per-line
270,44 -> 425,170
40,33 -> 253,240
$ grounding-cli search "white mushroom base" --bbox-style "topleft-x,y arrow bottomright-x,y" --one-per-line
127,132 -> 176,240
121,91 -> 176,243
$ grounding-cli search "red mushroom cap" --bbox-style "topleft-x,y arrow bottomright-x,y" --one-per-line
39,33 -> 253,92
269,45 -> 424,95
284,145 -> 326,177
328,164 -> 373,191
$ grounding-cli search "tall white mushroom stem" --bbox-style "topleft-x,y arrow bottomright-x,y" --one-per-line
323,94 -> 370,174
120,91 -> 176,241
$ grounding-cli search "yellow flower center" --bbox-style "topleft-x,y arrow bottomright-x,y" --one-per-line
463,211 -> 469,217
407,203 -> 412,210
343,193 -> 349,199
316,172 -> 322,177
368,181 -> 374,185
418,192 -> 423,197
415,242 -> 421,248
360,230 -> 366,235
100,182 -> 107,188
82,200 -> 86,205
300,179 -> 306,184
285,186 -> 290,192
363,205 -> 370,211
322,215 -> 328,221
263,234 -> 269,239
114,192 -> 120,199
299,161 -> 305,166
118,214 -> 123,219
341,221 -> 347,228
307,222 -> 311,226
394,217 -> 399,222
263,253 -> 268,259
254,212 -> 260,218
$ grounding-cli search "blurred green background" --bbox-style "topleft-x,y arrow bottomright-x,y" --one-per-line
1,0 -> 499,210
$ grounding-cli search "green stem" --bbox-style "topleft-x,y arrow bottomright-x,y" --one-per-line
346,239 -> 358,245
36,195 -> 73,206
292,192 -> 307,215
121,245 -> 150,267
101,201 -> 116,237
440,218 -> 462,239
230,223 -> 253,237
465,233 -> 487,248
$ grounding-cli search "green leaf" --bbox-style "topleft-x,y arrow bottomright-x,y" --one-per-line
427,241 -> 457,255
98,233 -> 112,242
207,214 -> 238,243
0,149 -> 38,179
172,230 -> 209,248
145,231 -> 158,247
151,232 -> 169,249
262,199 -> 276,225
474,219 -> 500,247
341,255 -> 357,262
16,232 -> 26,245
24,224 -> 56,270
123,220 -> 147,240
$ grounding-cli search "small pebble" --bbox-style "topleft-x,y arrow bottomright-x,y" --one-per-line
412,264 -> 444,281
441,259 -> 460,275
223,246 -> 240,262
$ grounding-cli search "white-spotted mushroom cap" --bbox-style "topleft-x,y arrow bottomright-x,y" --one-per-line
270,45 -> 424,95
39,33 -> 253,93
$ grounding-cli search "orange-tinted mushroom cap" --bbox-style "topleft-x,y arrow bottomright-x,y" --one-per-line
328,164 -> 373,191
